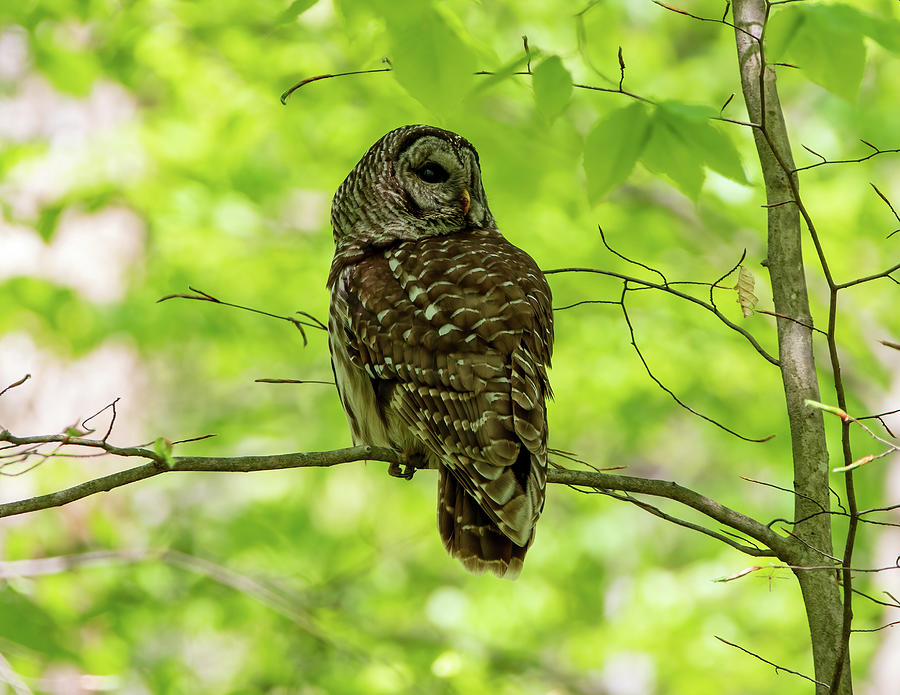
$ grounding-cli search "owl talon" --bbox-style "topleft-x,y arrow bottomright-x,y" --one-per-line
388,461 -> 414,480
389,452 -> 426,480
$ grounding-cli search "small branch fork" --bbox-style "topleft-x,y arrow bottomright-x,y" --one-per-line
547,228 -> 778,442
546,229 -> 779,366
157,286 -> 327,346
793,142 -> 900,175
805,400 -> 900,473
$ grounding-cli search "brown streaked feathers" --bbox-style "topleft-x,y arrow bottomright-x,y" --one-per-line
327,125 -> 553,578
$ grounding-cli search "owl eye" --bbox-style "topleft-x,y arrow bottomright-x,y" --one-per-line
416,162 -> 450,184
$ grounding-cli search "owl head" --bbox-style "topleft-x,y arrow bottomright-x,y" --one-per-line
330,125 -> 496,256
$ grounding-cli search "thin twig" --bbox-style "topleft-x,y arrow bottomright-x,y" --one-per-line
791,142 -> 900,174
543,267 -> 779,366
714,636 -> 830,688
157,286 -> 326,347
280,67 -> 393,104
652,1 -> 756,39
740,475 -> 827,512
598,226 -> 668,285
0,374 -> 30,399
620,284 -> 774,443
255,378 -> 336,385
851,620 -> 900,633
709,248 -> 746,311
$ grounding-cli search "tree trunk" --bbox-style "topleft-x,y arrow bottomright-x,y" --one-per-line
731,2 -> 851,693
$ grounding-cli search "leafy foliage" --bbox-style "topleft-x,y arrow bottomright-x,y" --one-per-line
584,103 -> 652,202
0,0 -> 898,693
768,3 -> 900,100
532,56 -> 573,121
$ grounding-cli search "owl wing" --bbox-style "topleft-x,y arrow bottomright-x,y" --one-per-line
329,230 -> 553,557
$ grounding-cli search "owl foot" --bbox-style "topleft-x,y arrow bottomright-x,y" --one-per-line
389,451 -> 427,480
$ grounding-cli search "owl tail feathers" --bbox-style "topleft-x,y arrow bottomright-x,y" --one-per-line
438,466 -> 532,580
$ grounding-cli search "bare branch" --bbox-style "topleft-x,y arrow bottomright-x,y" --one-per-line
740,475 -> 827,512
81,398 -> 120,442
715,636 -> 830,688
0,374 -> 30,399
620,285 -> 774,443
805,400 -> 900,472
791,142 -> 900,174
0,429 -> 792,558
157,286 -> 326,347
851,620 -> 900,633
598,226 -> 669,286
835,264 -> 900,290
851,587 -> 900,610
601,488 -> 774,556
709,248 -> 746,311
544,267 -> 779,366
616,46 -> 626,92
280,67 -> 393,104
255,378 -> 336,385
652,1 -> 756,39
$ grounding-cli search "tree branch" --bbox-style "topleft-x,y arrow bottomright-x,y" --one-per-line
544,266 -> 779,366
731,2 -> 848,692
0,429 -> 789,558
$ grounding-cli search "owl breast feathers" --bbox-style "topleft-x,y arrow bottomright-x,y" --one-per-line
327,125 -> 553,579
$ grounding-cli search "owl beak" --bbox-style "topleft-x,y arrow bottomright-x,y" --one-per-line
460,188 -> 471,217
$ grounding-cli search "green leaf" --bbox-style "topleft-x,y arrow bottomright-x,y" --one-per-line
657,102 -> 747,184
37,203 -> 65,243
381,3 -> 478,114
154,437 -> 175,468
32,42 -> 99,97
767,4 -> 868,101
584,102 -> 652,202
640,105 -> 702,199
532,56 -> 572,120
277,0 -> 319,24
639,102 -> 747,199
779,4 -> 900,54
0,587 -> 76,658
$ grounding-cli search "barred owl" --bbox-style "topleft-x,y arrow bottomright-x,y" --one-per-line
327,125 -> 553,579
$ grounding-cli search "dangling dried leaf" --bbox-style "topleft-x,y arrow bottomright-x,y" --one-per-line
734,265 -> 758,318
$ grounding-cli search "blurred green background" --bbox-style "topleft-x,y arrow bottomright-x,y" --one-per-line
1,0 -> 898,693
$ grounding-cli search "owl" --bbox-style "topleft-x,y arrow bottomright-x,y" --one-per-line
327,125 -> 553,579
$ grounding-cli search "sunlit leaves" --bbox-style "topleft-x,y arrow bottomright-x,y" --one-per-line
277,0 -> 319,24
655,102 -> 746,185
32,41 -> 100,96
641,105 -> 707,200
584,102 -> 652,202
376,1 -> 477,114
532,56 -> 572,121
154,437 -> 175,468
584,101 -> 746,201
766,3 -> 900,101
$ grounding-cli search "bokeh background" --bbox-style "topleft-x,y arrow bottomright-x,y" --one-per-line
1,0 -> 898,693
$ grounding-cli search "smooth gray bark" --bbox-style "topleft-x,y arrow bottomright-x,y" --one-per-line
732,2 -> 850,693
